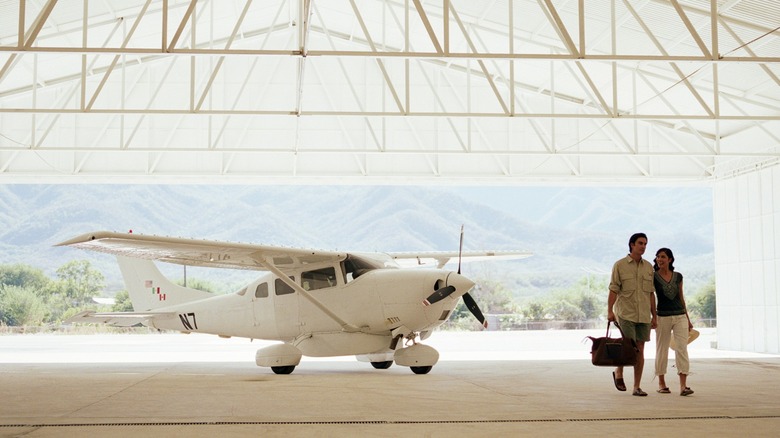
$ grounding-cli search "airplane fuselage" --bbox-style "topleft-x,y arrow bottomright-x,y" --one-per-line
148,266 -> 466,357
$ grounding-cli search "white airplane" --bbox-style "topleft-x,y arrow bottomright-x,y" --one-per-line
59,230 -> 531,374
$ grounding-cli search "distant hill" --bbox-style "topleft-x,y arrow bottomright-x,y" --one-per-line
0,184 -> 714,297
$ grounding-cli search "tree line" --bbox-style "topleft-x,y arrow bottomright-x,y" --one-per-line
0,261 -> 107,326
1,261 -> 716,330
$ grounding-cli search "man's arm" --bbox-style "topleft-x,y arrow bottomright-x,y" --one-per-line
607,262 -> 620,321
650,291 -> 657,329
608,290 -> 618,322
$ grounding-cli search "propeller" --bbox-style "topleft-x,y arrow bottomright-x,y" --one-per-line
456,225 -> 488,328
462,291 -> 488,329
422,225 -> 464,306
422,285 -> 456,306
422,225 -> 488,329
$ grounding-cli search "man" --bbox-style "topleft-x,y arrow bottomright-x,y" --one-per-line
607,232 -> 657,396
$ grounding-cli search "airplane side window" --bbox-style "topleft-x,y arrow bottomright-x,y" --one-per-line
275,278 -> 295,295
301,267 -> 337,290
255,282 -> 268,298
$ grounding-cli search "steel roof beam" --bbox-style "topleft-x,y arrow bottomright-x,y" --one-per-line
411,0 -> 442,54
0,0 -> 59,83
86,0 -> 152,111
448,3 -> 508,115
2,108 -> 776,121
195,0 -> 253,112
670,0 -> 712,59
8,46 -> 778,64
2,145 -> 776,159
348,0 -> 404,114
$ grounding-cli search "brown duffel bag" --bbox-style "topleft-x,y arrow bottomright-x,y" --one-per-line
587,321 -> 639,367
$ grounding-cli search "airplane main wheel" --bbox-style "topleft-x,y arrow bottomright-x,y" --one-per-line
410,366 -> 432,375
271,365 -> 296,375
371,361 -> 393,369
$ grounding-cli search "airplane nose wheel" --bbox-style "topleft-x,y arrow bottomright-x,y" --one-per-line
406,334 -> 430,374
271,365 -> 296,374
393,332 -> 439,374
410,366 -> 432,374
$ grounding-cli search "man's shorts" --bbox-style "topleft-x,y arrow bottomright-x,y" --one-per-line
617,317 -> 651,342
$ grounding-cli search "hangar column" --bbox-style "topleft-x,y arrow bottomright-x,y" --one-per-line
713,165 -> 780,354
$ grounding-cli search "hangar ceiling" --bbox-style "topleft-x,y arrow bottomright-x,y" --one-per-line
0,0 -> 778,183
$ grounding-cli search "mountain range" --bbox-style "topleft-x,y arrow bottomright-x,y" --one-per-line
0,184 -> 715,297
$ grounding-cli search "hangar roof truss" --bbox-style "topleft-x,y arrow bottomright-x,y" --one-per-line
0,0 -> 778,183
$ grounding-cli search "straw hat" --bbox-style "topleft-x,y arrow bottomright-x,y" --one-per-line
670,328 -> 700,350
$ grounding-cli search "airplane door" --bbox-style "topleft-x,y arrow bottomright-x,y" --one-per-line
272,276 -> 300,339
252,281 -> 278,337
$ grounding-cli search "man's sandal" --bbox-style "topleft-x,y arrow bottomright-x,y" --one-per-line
612,372 -> 627,391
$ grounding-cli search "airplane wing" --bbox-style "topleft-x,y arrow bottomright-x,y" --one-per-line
387,250 -> 532,269
56,231 -> 346,272
65,310 -> 178,328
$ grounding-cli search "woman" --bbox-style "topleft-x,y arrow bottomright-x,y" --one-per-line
653,248 -> 694,396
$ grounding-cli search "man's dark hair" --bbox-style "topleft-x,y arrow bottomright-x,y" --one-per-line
628,233 -> 647,252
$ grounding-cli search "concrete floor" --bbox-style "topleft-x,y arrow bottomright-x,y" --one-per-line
1,330 -> 779,437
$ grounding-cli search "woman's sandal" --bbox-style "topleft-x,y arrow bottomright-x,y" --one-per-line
657,387 -> 671,394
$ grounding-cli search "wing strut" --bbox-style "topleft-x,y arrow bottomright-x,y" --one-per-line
251,252 -> 361,333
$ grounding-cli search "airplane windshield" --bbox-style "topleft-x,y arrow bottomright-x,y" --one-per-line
343,254 -> 384,281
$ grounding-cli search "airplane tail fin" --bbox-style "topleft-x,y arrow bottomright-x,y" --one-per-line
117,255 -> 213,311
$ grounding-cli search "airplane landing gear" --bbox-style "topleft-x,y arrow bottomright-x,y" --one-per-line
410,366 -> 432,375
393,333 -> 440,374
271,365 -> 296,375
256,344 -> 302,374
370,361 -> 393,369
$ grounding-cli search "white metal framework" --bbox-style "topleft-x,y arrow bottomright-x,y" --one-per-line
0,0 -> 778,182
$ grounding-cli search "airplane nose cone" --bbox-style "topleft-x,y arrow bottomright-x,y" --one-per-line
447,272 -> 475,295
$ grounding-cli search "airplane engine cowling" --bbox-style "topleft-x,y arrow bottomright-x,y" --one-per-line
255,344 -> 302,368
393,344 -> 439,367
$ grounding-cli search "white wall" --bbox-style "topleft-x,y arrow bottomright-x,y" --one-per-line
713,165 -> 780,354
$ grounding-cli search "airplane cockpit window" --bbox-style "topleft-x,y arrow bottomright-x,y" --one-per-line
255,282 -> 268,298
275,278 -> 295,295
302,267 -> 337,290
343,254 -> 384,283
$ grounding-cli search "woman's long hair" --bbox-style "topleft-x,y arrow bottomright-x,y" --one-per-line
653,247 -> 675,271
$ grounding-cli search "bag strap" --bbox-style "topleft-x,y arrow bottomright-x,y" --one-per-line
607,320 -> 626,338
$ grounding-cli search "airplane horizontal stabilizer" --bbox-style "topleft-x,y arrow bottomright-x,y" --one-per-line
65,310 -> 176,328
